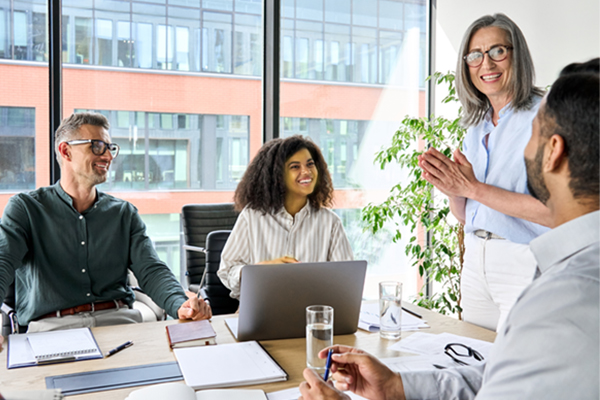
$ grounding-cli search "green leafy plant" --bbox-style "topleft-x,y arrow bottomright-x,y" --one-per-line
362,71 -> 467,317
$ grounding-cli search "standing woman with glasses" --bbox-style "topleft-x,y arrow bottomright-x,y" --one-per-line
418,14 -> 551,332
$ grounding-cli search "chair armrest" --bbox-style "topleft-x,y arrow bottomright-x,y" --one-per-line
182,245 -> 206,254
1,302 -> 18,335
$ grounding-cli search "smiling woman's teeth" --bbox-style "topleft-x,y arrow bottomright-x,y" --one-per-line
482,73 -> 501,81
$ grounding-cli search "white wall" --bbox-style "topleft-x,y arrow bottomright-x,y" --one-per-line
435,0 -> 599,87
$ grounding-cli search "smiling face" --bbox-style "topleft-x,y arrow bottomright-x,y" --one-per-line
283,147 -> 318,203
69,124 -> 114,186
468,26 -> 513,103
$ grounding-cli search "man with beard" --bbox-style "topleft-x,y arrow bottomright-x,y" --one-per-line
0,112 -> 211,332
298,59 -> 599,400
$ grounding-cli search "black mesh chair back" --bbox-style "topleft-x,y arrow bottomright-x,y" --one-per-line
199,230 -> 239,315
181,204 -> 239,293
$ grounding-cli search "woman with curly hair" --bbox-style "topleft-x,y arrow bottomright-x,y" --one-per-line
217,135 -> 354,299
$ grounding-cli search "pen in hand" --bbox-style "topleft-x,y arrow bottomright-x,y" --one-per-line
105,341 -> 133,358
323,348 -> 334,381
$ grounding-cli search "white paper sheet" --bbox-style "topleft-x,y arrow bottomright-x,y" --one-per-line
358,303 -> 429,332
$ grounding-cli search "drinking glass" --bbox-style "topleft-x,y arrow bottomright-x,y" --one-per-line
379,281 -> 402,339
306,305 -> 334,371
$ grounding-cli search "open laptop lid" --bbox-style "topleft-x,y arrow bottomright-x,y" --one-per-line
233,260 -> 367,341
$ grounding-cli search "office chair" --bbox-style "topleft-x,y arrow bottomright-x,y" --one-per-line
197,230 -> 239,315
180,203 -> 238,293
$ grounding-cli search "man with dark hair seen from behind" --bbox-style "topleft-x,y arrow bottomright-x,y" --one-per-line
0,112 -> 211,332
298,58 -> 599,399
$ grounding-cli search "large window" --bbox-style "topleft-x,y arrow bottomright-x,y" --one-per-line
0,0 -> 428,293
281,0 -> 427,300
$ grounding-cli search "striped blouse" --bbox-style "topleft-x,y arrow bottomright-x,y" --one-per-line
217,202 -> 354,299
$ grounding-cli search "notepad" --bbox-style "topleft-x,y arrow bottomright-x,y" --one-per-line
125,382 -> 267,400
173,341 -> 287,390
7,327 -> 103,369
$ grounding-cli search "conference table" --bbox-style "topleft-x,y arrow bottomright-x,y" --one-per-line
0,304 -> 496,399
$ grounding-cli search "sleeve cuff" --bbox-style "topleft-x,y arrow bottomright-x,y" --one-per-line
401,371 -> 442,400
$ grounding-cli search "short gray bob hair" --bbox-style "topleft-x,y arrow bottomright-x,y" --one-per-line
455,13 -> 544,128
54,112 -> 110,165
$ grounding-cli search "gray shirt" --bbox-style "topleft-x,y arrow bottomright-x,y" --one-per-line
401,210 -> 600,399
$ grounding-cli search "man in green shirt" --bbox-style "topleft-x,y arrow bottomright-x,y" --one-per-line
0,112 -> 211,332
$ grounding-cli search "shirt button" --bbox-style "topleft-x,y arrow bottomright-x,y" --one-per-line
86,293 -> 91,297
79,215 -> 83,220
81,241 -> 85,245
94,205 -> 97,209
82,269 -> 86,273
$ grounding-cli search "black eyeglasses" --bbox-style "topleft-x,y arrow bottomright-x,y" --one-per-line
444,343 -> 484,366
464,45 -> 513,68
66,139 -> 120,158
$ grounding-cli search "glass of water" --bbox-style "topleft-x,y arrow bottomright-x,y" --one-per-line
306,305 -> 334,371
379,281 -> 402,339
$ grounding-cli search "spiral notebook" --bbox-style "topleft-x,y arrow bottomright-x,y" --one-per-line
7,327 -> 103,369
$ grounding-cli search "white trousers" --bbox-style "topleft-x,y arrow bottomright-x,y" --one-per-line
461,233 -> 537,332
27,308 -> 143,333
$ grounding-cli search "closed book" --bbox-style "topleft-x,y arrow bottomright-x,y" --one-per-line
166,320 -> 217,349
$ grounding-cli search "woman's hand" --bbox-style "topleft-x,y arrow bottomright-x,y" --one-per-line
418,147 -> 479,199
257,256 -> 299,264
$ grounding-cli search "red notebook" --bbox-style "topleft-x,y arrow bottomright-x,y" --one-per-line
166,320 -> 217,349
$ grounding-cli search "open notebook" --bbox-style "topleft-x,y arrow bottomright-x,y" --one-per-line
7,327 -> 102,369
173,341 -> 287,390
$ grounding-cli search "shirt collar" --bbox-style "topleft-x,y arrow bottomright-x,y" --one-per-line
483,102 -> 513,124
530,210 -> 600,274
54,180 -> 103,213
277,201 -> 312,219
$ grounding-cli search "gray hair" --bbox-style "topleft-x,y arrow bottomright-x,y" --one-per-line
54,112 -> 110,165
455,13 -> 544,128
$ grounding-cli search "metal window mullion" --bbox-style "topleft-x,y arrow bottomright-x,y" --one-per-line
263,0 -> 280,142
48,0 -> 62,184
424,0 -> 437,299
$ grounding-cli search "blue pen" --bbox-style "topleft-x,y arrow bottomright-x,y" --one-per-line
323,348 -> 334,381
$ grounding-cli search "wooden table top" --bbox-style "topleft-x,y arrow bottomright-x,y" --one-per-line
0,303 -> 495,399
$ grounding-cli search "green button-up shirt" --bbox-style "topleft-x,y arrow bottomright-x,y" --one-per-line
0,182 -> 187,326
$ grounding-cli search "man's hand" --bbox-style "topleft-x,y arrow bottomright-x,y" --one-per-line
418,147 -> 479,199
257,256 -> 299,265
177,291 -> 212,320
320,345 -> 406,400
299,368 -> 351,400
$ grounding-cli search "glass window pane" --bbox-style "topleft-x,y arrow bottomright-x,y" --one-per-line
297,0 -> 323,21
379,0 -> 403,30
281,0 -> 428,300
325,0 -> 350,24
352,0 -> 376,27
0,0 -> 47,200
0,107 -> 36,191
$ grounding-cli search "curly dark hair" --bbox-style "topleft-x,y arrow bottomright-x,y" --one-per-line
234,135 -> 334,213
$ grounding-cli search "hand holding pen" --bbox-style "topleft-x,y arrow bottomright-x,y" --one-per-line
323,348 -> 334,381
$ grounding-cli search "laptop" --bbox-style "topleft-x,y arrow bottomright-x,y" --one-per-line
226,260 -> 367,341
